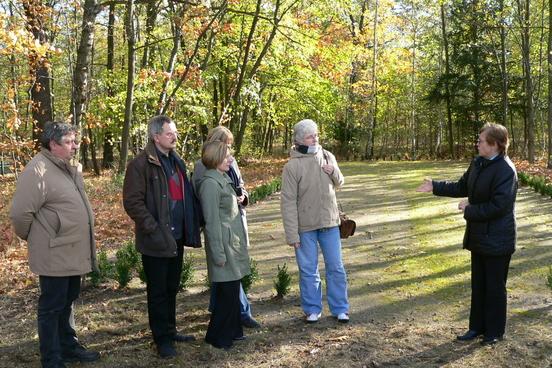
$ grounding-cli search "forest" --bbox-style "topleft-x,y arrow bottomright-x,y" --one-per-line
1,1 -> 552,367
2,0 -> 552,172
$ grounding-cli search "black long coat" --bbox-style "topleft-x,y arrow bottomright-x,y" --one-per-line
432,155 -> 517,256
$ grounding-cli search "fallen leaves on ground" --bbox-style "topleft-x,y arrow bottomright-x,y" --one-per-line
0,157 -> 287,294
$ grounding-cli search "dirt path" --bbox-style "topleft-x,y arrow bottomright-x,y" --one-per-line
1,161 -> 551,368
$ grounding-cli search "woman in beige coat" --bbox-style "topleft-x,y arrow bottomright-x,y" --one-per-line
198,141 -> 250,350
280,119 -> 350,324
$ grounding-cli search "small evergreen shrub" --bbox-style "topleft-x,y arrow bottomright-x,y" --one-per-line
518,172 -> 552,198
179,254 -> 195,290
241,258 -> 260,294
137,262 -> 147,284
249,178 -> 282,204
110,172 -> 125,191
518,172 -> 529,186
115,241 -> 140,288
273,263 -> 292,298
89,250 -> 113,287
547,266 -> 552,291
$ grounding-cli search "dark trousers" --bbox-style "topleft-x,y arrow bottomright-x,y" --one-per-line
38,275 -> 81,368
205,280 -> 242,349
469,252 -> 511,338
141,243 -> 184,346
208,282 -> 252,321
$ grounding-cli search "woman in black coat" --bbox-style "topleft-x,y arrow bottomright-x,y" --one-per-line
417,123 -> 517,345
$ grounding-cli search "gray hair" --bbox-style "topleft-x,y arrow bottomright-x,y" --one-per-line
293,119 -> 318,144
40,121 -> 78,150
148,115 -> 173,141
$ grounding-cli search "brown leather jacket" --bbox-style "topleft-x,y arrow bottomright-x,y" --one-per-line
123,142 -> 201,257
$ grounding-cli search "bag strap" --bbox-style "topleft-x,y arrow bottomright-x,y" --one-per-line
322,150 -> 329,165
322,149 -> 345,212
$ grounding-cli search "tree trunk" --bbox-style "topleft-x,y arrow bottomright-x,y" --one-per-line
364,0 -> 378,159
440,4 -> 454,158
22,0 -> 54,145
71,0 -> 101,174
118,0 -> 136,174
157,5 -> 183,113
141,0 -> 158,68
519,0 -> 535,162
547,0 -> 552,169
102,3 -> 116,169
233,0 -> 293,154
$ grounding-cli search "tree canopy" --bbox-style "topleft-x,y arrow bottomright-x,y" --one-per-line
2,0 -> 552,172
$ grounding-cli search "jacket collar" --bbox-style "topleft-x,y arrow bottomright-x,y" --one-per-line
203,169 -> 232,187
40,148 -> 77,175
476,154 -> 504,168
144,141 -> 184,170
290,146 -> 324,159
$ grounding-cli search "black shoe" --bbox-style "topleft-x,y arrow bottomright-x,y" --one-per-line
42,361 -> 67,368
233,335 -> 247,341
481,336 -> 502,346
157,343 -> 177,359
61,344 -> 100,363
456,330 -> 482,341
241,317 -> 261,329
205,338 -> 231,351
173,334 -> 195,343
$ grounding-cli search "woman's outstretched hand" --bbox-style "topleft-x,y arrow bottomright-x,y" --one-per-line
416,178 -> 433,193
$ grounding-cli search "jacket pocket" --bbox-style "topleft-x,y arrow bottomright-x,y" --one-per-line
35,208 -> 60,238
144,226 -> 169,251
470,222 -> 488,235
50,234 -> 83,248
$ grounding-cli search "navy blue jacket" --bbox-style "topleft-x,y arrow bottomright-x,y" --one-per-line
432,155 -> 517,256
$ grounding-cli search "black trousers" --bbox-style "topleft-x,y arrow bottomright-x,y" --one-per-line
38,275 -> 81,368
141,243 -> 184,346
469,252 -> 511,338
205,280 -> 243,349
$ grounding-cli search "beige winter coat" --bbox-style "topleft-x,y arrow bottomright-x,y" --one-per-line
10,149 -> 97,276
280,147 -> 344,244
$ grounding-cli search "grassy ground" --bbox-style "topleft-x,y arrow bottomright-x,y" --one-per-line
1,161 -> 551,368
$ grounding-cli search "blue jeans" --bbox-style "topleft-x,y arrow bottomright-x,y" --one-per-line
295,226 -> 349,315
209,282 -> 252,321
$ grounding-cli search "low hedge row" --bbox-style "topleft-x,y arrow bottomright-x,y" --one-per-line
248,178 -> 282,204
518,171 -> 552,197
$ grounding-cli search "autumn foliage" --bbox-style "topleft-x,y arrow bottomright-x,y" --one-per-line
0,157 -> 285,294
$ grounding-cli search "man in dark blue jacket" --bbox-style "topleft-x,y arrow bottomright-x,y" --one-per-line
123,115 -> 201,358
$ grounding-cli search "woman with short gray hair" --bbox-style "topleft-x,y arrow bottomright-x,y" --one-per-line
280,119 -> 350,323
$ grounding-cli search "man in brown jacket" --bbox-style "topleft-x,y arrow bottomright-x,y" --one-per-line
123,115 -> 201,358
10,122 -> 99,368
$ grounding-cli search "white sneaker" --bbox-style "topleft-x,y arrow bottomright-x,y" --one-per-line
337,313 -> 349,323
306,313 -> 321,323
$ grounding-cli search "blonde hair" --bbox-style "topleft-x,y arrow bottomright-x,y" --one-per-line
201,141 -> 229,169
206,126 -> 234,145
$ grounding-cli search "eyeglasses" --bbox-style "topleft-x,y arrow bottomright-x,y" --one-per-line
476,139 -> 486,145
